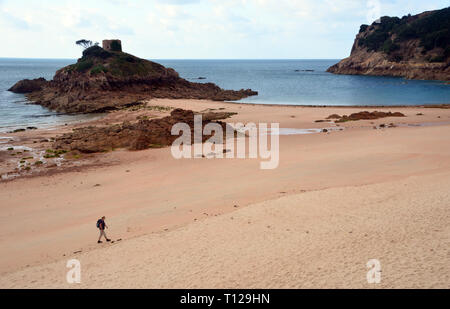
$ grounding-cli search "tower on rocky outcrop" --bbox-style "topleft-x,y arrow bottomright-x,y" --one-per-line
102,39 -> 122,52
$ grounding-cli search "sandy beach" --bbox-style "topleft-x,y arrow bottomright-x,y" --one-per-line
1,99 -> 450,288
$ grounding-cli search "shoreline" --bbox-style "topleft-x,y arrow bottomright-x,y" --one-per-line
228,100 -> 450,109
2,98 -> 450,132
1,99 -> 450,183
0,98 -> 450,287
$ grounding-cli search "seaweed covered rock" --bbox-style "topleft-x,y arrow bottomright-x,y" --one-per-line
331,111 -> 406,123
53,109 -> 235,153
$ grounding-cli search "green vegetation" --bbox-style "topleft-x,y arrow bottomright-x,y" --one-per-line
82,46 -> 112,59
90,65 -> 108,75
359,24 -> 369,33
44,149 -> 67,158
68,59 -> 94,73
65,44 -> 168,78
76,39 -> 98,50
148,144 -> 164,149
146,105 -> 174,112
382,39 -> 400,54
358,7 -> 450,61
108,52 -> 165,77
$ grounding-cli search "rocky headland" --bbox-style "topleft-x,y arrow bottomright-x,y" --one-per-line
328,7 -> 450,81
9,43 -> 257,114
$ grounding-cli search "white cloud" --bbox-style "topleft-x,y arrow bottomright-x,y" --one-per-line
0,0 -> 448,59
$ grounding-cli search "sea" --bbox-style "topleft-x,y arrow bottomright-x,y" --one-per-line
0,58 -> 449,132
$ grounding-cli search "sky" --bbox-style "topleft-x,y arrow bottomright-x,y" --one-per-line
0,0 -> 448,59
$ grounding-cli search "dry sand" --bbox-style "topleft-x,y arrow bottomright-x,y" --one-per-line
0,99 -> 449,288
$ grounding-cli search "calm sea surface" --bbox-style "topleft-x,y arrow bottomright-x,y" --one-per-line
1,58 -> 449,131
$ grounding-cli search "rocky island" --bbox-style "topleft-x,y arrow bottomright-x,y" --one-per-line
328,7 -> 450,81
9,40 -> 257,113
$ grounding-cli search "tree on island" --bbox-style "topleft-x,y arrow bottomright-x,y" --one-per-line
76,40 -> 99,50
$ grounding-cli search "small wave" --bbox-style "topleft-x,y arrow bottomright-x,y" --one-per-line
265,128 -> 322,135
0,145 -> 33,151
25,113 -> 62,118
0,137 -> 13,143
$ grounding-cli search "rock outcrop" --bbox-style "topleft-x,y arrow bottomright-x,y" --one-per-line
53,109 -> 235,153
10,45 -> 257,113
328,7 -> 450,81
329,111 -> 405,123
8,78 -> 48,94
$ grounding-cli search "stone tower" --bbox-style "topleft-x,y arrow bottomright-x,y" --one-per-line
102,39 -> 122,52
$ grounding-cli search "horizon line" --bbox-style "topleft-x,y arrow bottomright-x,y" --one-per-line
0,57 -> 344,61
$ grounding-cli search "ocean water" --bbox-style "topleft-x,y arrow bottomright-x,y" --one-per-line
158,59 -> 450,106
0,58 -> 101,132
1,58 -> 449,131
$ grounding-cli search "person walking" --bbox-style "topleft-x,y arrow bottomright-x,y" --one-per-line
97,216 -> 111,244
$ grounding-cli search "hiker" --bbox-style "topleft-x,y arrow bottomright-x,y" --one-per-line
97,216 -> 111,244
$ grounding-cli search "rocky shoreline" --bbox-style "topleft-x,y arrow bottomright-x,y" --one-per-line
328,54 -> 450,81
9,45 -> 258,114
328,8 -> 450,81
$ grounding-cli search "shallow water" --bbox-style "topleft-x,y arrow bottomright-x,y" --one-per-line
1,58 -> 449,131
0,58 -> 103,132
264,128 -> 341,135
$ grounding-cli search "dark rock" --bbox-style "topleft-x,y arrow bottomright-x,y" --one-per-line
326,114 -> 341,120
334,111 -> 405,123
53,109 -> 236,153
8,78 -> 47,94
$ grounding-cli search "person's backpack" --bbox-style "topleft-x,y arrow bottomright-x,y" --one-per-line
96,219 -> 102,229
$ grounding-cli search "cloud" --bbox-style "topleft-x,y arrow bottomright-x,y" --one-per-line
155,0 -> 201,5
0,9 -> 31,30
0,0 -> 448,59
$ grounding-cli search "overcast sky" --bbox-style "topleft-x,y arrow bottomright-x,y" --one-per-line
0,0 -> 448,59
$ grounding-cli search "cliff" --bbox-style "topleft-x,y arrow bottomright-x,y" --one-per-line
9,45 -> 257,113
328,7 -> 450,81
